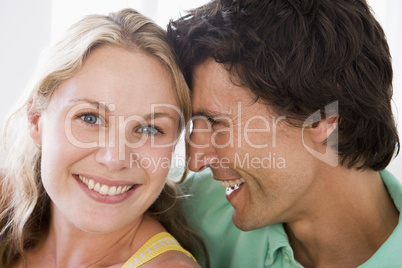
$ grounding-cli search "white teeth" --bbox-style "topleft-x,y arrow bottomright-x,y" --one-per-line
108,186 -> 116,196
99,185 -> 109,195
226,183 -> 241,195
94,182 -> 100,192
220,178 -> 245,188
88,179 -> 94,190
116,186 -> 122,195
78,175 -> 133,196
227,184 -> 241,191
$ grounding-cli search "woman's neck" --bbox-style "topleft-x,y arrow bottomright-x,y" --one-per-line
20,210 -> 165,268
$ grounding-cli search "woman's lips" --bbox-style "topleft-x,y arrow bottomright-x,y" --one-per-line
77,174 -> 134,196
73,174 -> 139,204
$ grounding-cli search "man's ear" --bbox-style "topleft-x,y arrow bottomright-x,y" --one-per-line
310,115 -> 339,144
27,100 -> 42,145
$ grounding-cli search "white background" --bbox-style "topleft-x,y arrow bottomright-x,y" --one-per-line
0,0 -> 401,177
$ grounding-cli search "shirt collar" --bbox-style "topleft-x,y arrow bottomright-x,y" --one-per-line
358,170 -> 402,267
264,223 -> 297,266
380,169 -> 402,212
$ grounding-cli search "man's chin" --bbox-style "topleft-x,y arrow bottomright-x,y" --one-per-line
232,210 -> 273,231
232,211 -> 256,231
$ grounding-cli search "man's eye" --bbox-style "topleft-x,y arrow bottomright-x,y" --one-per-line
136,125 -> 161,135
207,117 -> 218,125
80,113 -> 101,125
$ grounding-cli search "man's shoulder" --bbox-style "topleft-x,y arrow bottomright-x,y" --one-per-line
380,170 -> 402,211
360,220 -> 402,267
180,169 -> 228,214
181,169 -> 224,198
361,170 -> 402,267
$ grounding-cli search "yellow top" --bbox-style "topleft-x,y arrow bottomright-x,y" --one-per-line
122,232 -> 196,268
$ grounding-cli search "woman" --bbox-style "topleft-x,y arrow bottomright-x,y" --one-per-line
0,8 -> 204,268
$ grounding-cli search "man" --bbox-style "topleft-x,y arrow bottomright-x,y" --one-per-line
168,0 -> 401,267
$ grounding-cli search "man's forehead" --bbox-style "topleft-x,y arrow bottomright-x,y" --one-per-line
192,60 -> 231,94
191,60 -> 248,114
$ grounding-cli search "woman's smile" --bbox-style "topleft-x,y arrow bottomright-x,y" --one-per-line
73,174 -> 141,204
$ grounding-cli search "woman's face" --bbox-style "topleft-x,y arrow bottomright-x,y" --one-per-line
30,46 -> 181,233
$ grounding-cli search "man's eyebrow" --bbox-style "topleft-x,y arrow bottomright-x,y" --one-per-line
69,98 -> 110,112
192,109 -> 227,118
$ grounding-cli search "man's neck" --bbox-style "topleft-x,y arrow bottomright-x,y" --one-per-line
284,168 -> 399,268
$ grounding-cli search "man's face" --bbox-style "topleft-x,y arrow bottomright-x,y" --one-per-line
189,59 -> 320,230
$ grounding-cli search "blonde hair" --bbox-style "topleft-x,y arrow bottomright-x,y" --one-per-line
0,8 -> 205,267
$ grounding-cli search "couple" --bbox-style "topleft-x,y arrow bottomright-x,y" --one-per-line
1,0 -> 401,267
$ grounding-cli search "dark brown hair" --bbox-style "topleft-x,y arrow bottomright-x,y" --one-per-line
168,0 -> 399,170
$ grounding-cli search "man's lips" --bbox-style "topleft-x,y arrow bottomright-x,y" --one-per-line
219,178 -> 246,188
220,178 -> 245,197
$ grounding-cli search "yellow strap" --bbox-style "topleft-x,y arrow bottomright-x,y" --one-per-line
122,232 -> 196,268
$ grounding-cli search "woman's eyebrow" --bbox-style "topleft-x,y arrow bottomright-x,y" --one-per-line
69,98 -> 178,122
142,112 -> 177,122
69,98 -> 110,112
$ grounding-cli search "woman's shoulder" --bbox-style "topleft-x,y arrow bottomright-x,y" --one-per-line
142,250 -> 201,268
123,231 -> 200,268
123,217 -> 200,268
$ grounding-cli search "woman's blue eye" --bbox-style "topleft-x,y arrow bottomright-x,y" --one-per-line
137,125 -> 159,135
80,114 -> 101,125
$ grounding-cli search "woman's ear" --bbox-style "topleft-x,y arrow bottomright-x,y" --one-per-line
310,115 -> 339,144
27,100 -> 42,145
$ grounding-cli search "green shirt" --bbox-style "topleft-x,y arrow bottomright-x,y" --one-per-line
181,169 -> 402,268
